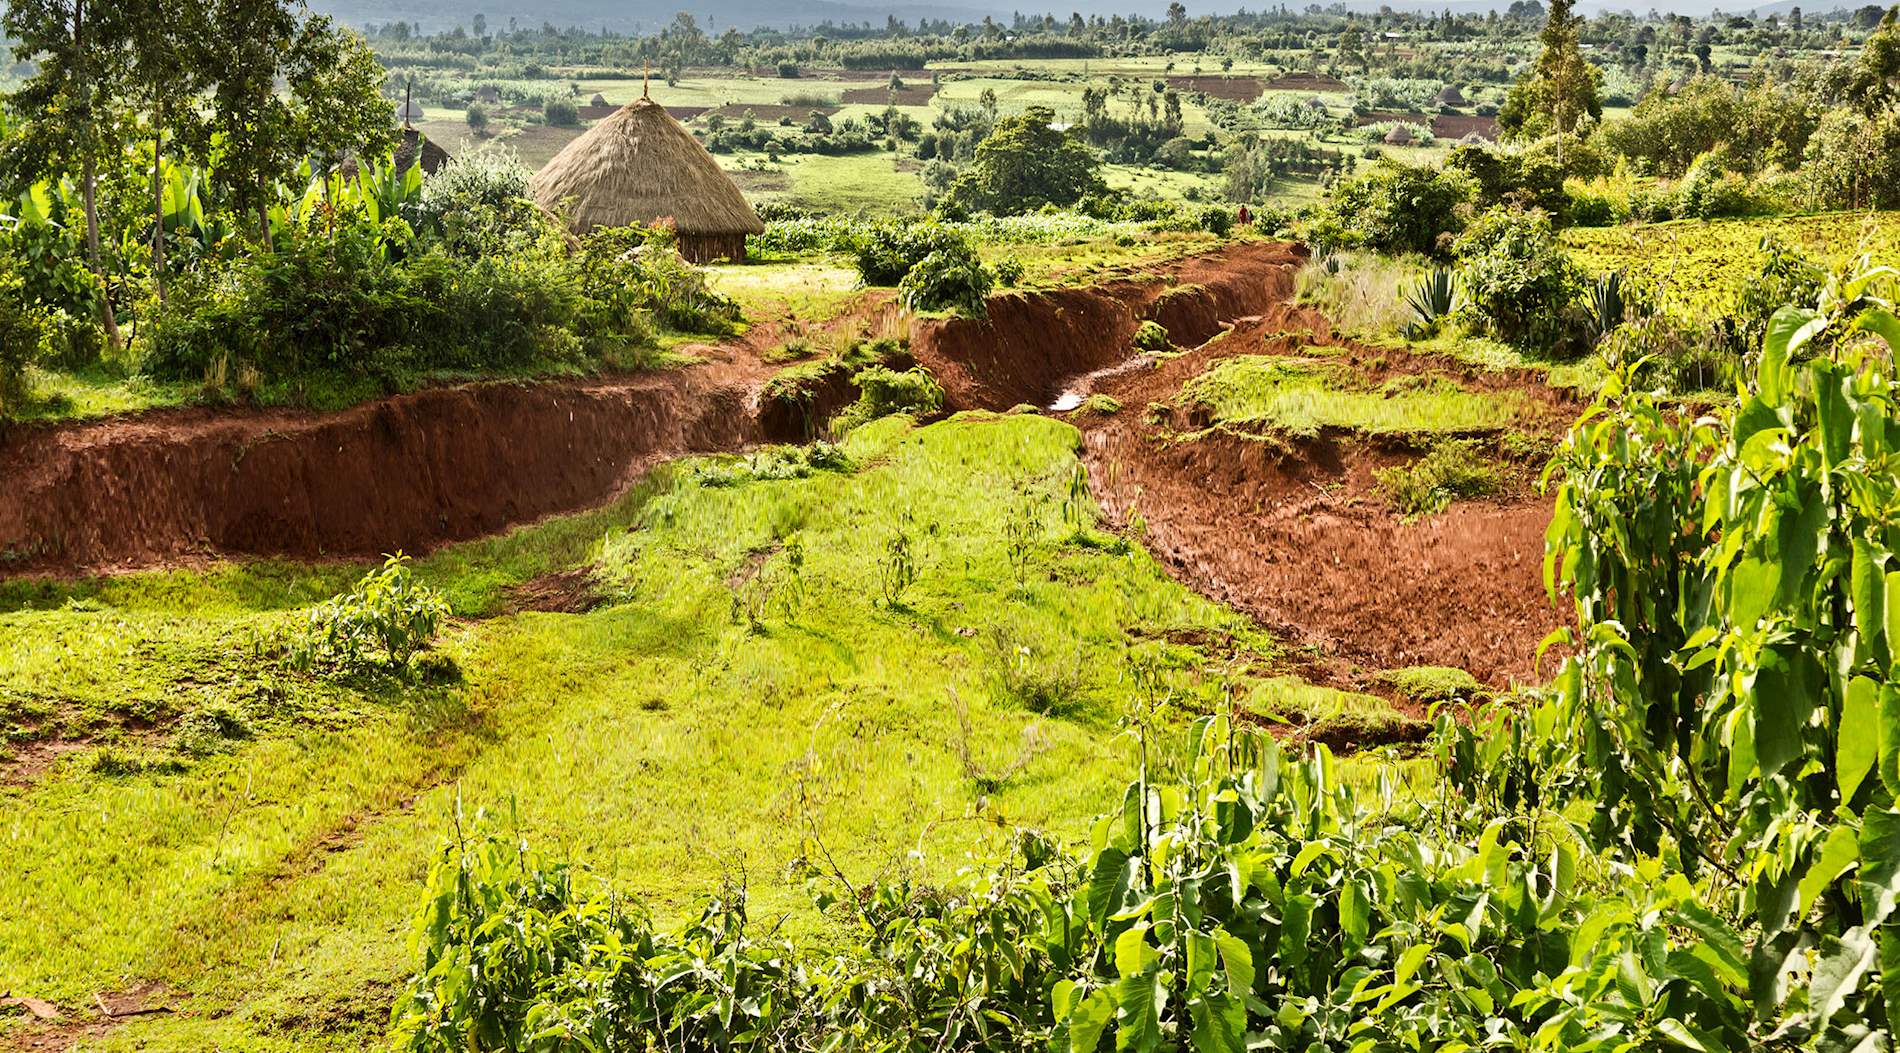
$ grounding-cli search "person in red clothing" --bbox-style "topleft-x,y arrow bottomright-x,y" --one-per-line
1236,204 -> 1252,226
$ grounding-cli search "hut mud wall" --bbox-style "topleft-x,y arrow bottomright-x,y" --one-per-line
679,232 -> 749,264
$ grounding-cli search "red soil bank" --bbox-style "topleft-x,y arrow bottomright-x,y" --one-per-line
910,241 -> 1308,410
0,238 -> 1572,690
1072,321 -> 1577,688
0,363 -> 756,573
906,241 -> 1572,685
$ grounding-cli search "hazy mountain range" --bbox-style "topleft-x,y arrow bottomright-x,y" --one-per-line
308,0 -> 1853,33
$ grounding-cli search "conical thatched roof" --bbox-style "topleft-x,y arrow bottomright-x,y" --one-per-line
531,96 -> 764,236
1434,85 -> 1467,107
395,128 -> 450,175
1383,124 -> 1414,145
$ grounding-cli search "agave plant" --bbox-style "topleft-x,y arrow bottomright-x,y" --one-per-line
1403,267 -> 1457,337
1584,270 -> 1628,343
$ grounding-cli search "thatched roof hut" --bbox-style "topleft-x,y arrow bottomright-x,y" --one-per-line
1434,85 -> 1467,108
531,95 -> 764,263
1383,124 -> 1415,145
591,93 -> 609,108
394,128 -> 451,175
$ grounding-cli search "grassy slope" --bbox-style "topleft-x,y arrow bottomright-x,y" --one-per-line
1,413 -> 1401,1051
1179,353 -> 1520,439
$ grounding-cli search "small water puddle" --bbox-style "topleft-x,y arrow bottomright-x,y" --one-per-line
1047,353 -> 1158,413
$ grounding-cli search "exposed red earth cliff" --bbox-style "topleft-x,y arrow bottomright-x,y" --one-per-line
1,240 -> 1573,686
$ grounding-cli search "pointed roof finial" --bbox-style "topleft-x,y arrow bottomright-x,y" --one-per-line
404,77 -> 414,130
643,61 -> 651,99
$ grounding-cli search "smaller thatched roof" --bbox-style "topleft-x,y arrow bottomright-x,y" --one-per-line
1434,85 -> 1467,107
394,99 -> 425,123
394,128 -> 451,175
1458,131 -> 1487,145
1383,124 -> 1415,145
531,96 -> 764,236
591,93 -> 609,107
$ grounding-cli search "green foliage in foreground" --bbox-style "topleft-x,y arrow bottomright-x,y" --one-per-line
6,414 -> 1359,1049
290,554 -> 450,675
1540,264 -> 1900,1046
394,710 -> 1765,1053
1178,357 -> 1516,441
387,273 -> 1900,1053
898,243 -> 994,317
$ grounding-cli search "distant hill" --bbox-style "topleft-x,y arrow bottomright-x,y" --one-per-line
290,0 -> 1874,34
306,0 -> 1011,33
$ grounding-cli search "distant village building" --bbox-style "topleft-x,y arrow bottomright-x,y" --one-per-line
1433,85 -> 1467,109
1383,124 -> 1415,145
394,99 -> 425,124
531,95 -> 764,263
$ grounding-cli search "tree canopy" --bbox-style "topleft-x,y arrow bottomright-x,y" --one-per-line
1499,0 -> 1603,139
947,105 -> 1105,215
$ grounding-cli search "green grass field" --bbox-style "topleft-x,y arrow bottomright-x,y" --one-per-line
0,411 -> 1423,1050
1178,353 -> 1520,440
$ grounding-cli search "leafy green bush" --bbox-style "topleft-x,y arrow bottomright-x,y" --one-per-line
898,244 -> 993,316
992,256 -> 1025,286
1374,438 -> 1498,518
851,220 -> 973,285
292,553 -> 450,674
1131,319 -> 1171,352
408,145 -> 544,257
142,223 -> 590,386
1196,203 -> 1235,236
1311,159 -> 1473,257
1452,208 -> 1584,354
1597,308 -> 1732,394
833,364 -> 944,433
1562,181 -> 1622,227
576,226 -> 740,338
0,264 -> 47,418
543,98 -> 579,127
392,712 -> 1782,1053
140,212 -> 735,390
1672,151 -> 1756,220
